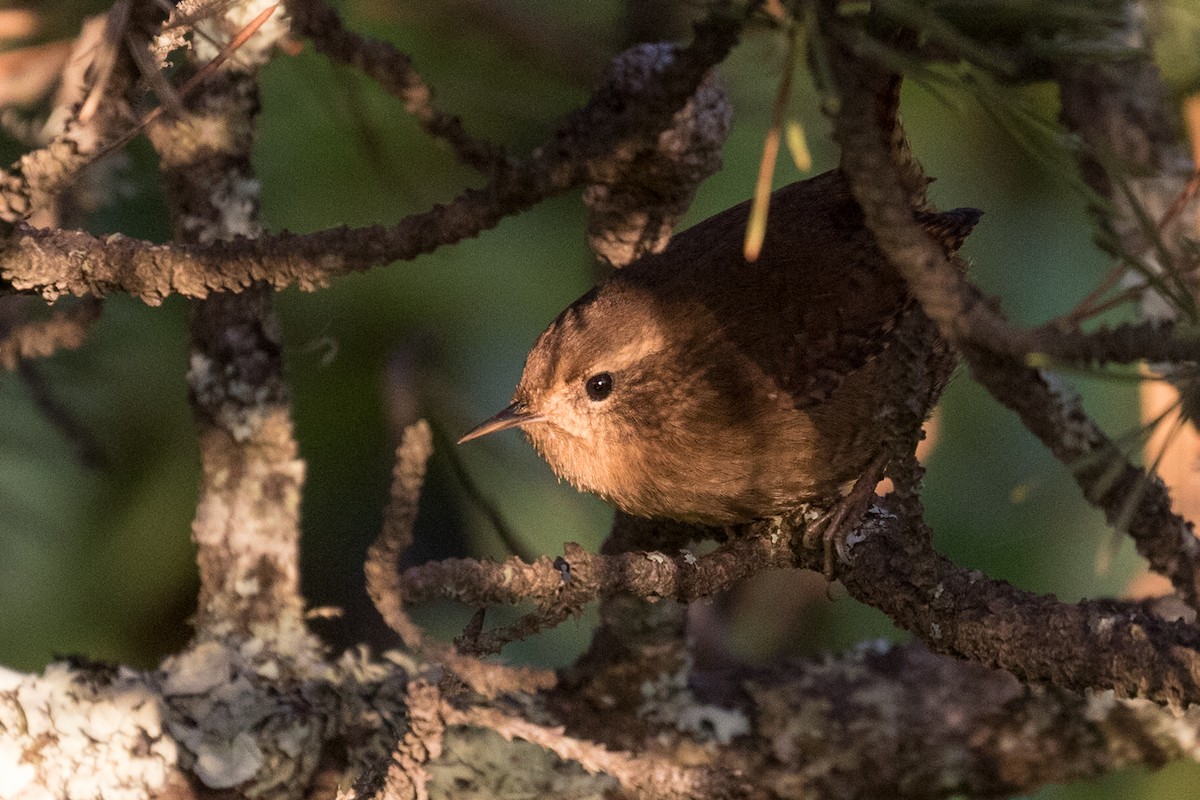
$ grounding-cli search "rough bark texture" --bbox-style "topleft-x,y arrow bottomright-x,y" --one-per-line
3,1 -> 1200,799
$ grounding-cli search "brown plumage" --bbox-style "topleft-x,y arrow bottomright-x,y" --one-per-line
461,169 -> 979,524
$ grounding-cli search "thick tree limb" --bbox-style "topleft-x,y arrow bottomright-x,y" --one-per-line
5,638 -> 1200,800
143,0 -> 314,641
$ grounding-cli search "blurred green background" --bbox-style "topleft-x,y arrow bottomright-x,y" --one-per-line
1,1 -> 1199,797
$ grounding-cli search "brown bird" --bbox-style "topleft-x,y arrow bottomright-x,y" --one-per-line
461,169 -> 978,534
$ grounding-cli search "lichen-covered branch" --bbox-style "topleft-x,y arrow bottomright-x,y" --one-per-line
398,531 -> 793,611
5,638 -> 1200,800
821,7 -> 1200,607
838,499 -> 1200,707
144,0 -> 311,641
444,704 -> 742,800
715,645 -> 1200,798
0,7 -> 741,304
363,679 -> 445,800
366,420 -> 556,698
406,495 -> 1200,708
0,2 -> 151,223
367,420 -> 437,652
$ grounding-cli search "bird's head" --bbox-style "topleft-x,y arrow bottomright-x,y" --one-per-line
459,282 -> 695,506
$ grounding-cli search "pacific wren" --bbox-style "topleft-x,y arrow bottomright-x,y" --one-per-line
461,169 -> 979,525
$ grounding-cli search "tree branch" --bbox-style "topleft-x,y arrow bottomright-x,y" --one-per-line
144,0 -> 312,643
0,298 -> 101,369
0,6 -> 742,303
5,635 -> 1200,799
822,8 -> 1200,608
283,0 -> 509,174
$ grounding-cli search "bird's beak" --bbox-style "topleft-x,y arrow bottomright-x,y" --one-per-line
457,402 -> 545,444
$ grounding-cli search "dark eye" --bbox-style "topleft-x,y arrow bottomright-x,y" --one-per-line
584,372 -> 614,401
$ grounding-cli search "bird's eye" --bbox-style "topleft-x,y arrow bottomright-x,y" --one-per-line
584,372 -> 614,401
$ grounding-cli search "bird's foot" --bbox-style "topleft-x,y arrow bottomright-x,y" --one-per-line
802,454 -> 889,580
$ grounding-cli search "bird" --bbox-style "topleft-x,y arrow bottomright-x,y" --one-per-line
460,169 -> 979,539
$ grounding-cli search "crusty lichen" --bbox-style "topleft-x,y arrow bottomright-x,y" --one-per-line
0,663 -> 178,800
0,641 -> 418,800
637,657 -> 749,746
582,42 -> 732,268
426,727 -> 616,800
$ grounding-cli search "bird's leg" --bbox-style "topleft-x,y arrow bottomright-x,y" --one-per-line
803,453 -> 889,579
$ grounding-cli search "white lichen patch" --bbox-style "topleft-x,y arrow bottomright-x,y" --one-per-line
205,174 -> 264,243
0,665 -> 26,692
674,703 -> 751,745
748,683 -> 836,769
162,641 -> 235,696
1082,689 -> 1200,760
158,113 -> 244,170
636,661 -> 749,745
192,0 -> 290,67
194,731 -> 264,789
0,737 -> 38,800
851,639 -> 894,657
159,637 -> 327,795
185,350 -> 277,442
0,663 -> 177,800
1082,688 -> 1119,721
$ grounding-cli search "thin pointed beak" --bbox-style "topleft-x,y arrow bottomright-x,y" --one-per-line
458,402 -> 545,444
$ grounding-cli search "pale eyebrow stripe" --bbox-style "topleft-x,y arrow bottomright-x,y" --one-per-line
598,330 -> 666,373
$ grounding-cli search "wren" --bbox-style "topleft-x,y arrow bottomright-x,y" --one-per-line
460,169 -> 979,527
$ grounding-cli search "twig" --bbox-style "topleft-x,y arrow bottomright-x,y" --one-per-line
366,420 -> 557,696
1023,320 -> 1200,367
77,0 -> 130,124
368,679 -> 444,800
283,0 -> 508,174
18,360 -> 108,469
744,18 -> 800,262
399,533 -> 794,611
443,704 -> 744,800
821,7 -> 1200,607
2,7 -> 743,302
0,298 -> 101,369
366,420 -> 436,651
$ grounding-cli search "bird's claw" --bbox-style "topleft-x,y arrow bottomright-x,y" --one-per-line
802,454 -> 889,581
802,505 -> 852,580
